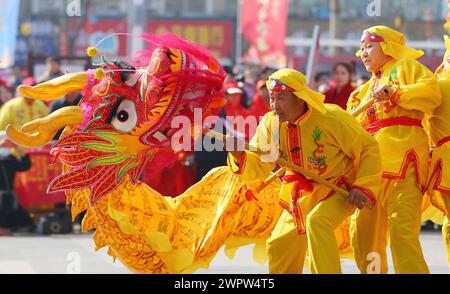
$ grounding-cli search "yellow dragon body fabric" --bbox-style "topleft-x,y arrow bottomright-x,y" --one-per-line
69,166 -> 282,273
6,34 -> 351,273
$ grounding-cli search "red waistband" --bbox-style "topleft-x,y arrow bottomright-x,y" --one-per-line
281,172 -> 313,235
365,117 -> 422,135
437,136 -> 450,148
282,173 -> 313,193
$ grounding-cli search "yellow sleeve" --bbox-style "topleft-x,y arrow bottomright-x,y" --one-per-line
0,103 -> 12,130
332,110 -> 382,204
395,59 -> 442,114
227,113 -> 276,182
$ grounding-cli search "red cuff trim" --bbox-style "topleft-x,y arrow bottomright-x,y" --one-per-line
319,177 -> 351,202
351,185 -> 377,205
390,89 -> 399,104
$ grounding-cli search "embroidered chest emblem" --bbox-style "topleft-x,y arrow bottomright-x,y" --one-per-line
350,86 -> 362,111
307,127 -> 328,175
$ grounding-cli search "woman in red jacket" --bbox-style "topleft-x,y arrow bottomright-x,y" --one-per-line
324,62 -> 355,109
249,79 -> 271,121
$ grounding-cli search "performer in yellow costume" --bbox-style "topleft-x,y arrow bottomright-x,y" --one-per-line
424,35 -> 450,271
0,78 -> 49,131
348,26 -> 442,274
227,68 -> 382,274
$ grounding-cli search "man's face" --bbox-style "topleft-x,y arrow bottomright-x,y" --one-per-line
360,40 -> 390,73
226,93 -> 242,107
269,91 -> 305,123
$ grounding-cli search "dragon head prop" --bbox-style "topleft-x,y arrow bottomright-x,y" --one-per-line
7,34 -> 226,205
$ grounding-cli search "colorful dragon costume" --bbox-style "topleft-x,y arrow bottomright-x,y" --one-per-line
6,34 -> 283,273
6,34 -> 351,273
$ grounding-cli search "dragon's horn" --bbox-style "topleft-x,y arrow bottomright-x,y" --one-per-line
17,72 -> 89,102
6,106 -> 83,148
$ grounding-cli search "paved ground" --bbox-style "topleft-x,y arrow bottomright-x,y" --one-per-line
0,231 -> 447,274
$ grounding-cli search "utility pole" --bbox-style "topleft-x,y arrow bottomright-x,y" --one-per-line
235,0 -> 243,65
128,0 -> 147,54
329,0 -> 338,56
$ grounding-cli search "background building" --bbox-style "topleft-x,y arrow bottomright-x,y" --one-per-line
9,0 -> 450,74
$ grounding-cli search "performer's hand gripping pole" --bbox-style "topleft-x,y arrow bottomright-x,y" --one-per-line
351,98 -> 375,117
351,88 -> 390,117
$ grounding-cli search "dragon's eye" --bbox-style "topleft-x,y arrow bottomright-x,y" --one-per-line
117,110 -> 129,122
112,100 -> 137,133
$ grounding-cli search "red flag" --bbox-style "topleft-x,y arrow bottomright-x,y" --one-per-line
14,146 -> 66,207
241,0 -> 288,67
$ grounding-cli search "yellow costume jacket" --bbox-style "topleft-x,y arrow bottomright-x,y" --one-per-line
228,105 -> 381,233
348,58 -> 441,188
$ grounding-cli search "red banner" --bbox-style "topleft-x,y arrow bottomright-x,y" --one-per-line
69,18 -> 233,60
148,19 -> 234,60
241,0 -> 288,67
14,146 -> 66,207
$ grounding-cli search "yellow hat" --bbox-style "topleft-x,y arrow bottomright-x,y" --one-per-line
267,68 -> 327,114
356,25 -> 424,60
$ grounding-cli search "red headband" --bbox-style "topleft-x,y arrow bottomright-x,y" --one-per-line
361,30 -> 384,43
268,78 -> 295,93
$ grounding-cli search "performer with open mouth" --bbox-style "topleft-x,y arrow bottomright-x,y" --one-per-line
226,68 -> 381,274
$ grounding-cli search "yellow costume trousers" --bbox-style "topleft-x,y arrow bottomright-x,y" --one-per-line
267,192 -> 356,274
350,166 -> 429,274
